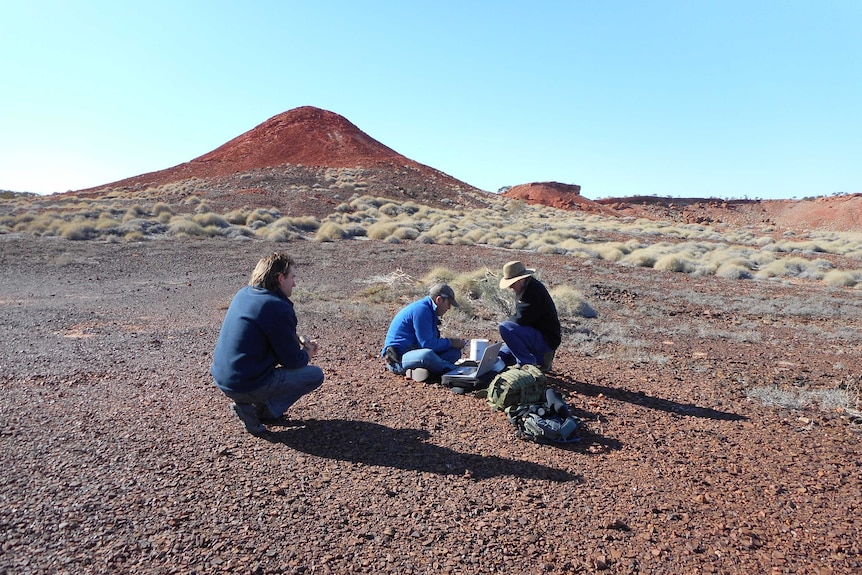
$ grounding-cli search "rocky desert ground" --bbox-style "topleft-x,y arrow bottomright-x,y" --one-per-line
1,231 -> 860,575
2,106 -> 861,574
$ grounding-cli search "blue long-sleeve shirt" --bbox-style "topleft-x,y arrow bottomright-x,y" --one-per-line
381,296 -> 452,357
211,286 -> 309,393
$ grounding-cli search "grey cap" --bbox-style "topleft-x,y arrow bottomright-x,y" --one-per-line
429,283 -> 459,307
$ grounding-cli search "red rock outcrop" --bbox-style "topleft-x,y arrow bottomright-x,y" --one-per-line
503,181 -> 620,216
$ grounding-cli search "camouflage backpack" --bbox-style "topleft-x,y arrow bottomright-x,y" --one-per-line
486,365 -> 546,411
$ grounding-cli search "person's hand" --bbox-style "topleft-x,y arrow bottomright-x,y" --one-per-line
449,337 -> 467,350
300,335 -> 319,357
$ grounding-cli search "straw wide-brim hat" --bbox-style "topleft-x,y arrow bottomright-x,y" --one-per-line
499,260 -> 535,289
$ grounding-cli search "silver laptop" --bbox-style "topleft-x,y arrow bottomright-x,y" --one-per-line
442,341 -> 503,383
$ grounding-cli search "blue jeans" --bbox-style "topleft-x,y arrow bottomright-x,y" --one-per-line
387,347 -> 461,376
221,364 -> 324,418
499,321 -> 552,367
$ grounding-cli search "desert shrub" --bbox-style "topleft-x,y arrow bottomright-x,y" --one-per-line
379,202 -> 402,216
822,269 -> 860,287
267,216 -> 319,233
747,385 -> 856,413
224,208 -> 249,224
193,212 -> 229,228
152,202 -> 173,216
13,213 -> 44,234
168,217 -> 207,237
447,268 -> 492,301
755,257 -> 818,280
536,244 -> 566,255
715,262 -> 753,280
550,285 -> 598,318
395,227 -> 420,241
315,221 -> 347,242
222,227 -> 254,240
367,222 -> 399,240
60,221 -> 97,240
653,253 -> 697,273
620,247 -> 660,268
415,234 -> 436,244
426,221 -> 456,238
463,228 -> 486,243
255,226 -> 299,242
124,230 -> 145,242
356,283 -> 396,304
421,267 -> 458,287
123,205 -> 146,222
593,244 -> 626,261
182,196 -> 201,206
343,224 -> 366,237
246,208 -> 280,225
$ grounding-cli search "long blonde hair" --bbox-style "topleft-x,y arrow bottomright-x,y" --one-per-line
249,252 -> 295,291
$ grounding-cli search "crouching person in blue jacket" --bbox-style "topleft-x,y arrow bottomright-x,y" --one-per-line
212,252 -> 324,435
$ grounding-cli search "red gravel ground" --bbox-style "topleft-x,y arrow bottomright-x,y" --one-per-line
3,105 -> 860,574
1,235 -> 860,574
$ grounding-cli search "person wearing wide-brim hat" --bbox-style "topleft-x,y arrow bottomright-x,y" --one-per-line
381,283 -> 467,383
498,260 -> 561,371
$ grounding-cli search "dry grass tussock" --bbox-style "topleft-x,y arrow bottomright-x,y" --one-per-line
2,191 -> 861,287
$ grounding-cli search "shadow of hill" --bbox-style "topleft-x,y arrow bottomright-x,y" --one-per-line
264,419 -> 580,483
548,376 -> 748,422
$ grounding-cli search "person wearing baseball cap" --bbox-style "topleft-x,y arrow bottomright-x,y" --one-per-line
498,260 -> 561,371
381,283 -> 467,383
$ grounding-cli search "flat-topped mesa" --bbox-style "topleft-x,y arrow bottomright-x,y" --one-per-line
503,181 -> 620,216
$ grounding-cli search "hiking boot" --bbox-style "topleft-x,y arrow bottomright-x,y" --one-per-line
541,350 -> 555,372
260,413 -> 292,426
231,403 -> 267,436
407,368 -> 431,383
256,404 -> 288,425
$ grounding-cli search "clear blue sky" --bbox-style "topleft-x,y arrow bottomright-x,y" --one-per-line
2,1 -> 859,200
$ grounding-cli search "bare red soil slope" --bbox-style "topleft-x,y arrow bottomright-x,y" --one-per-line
596,194 -> 862,233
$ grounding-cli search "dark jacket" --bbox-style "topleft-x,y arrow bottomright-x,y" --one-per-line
510,277 -> 561,349
211,286 -> 309,393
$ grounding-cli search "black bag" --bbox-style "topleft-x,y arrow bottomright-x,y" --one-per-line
507,388 -> 582,443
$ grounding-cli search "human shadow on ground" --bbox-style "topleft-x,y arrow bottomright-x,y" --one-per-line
263,419 -> 580,483
547,375 -> 748,422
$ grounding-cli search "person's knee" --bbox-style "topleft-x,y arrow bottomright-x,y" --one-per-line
309,365 -> 325,388
499,320 -> 517,337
